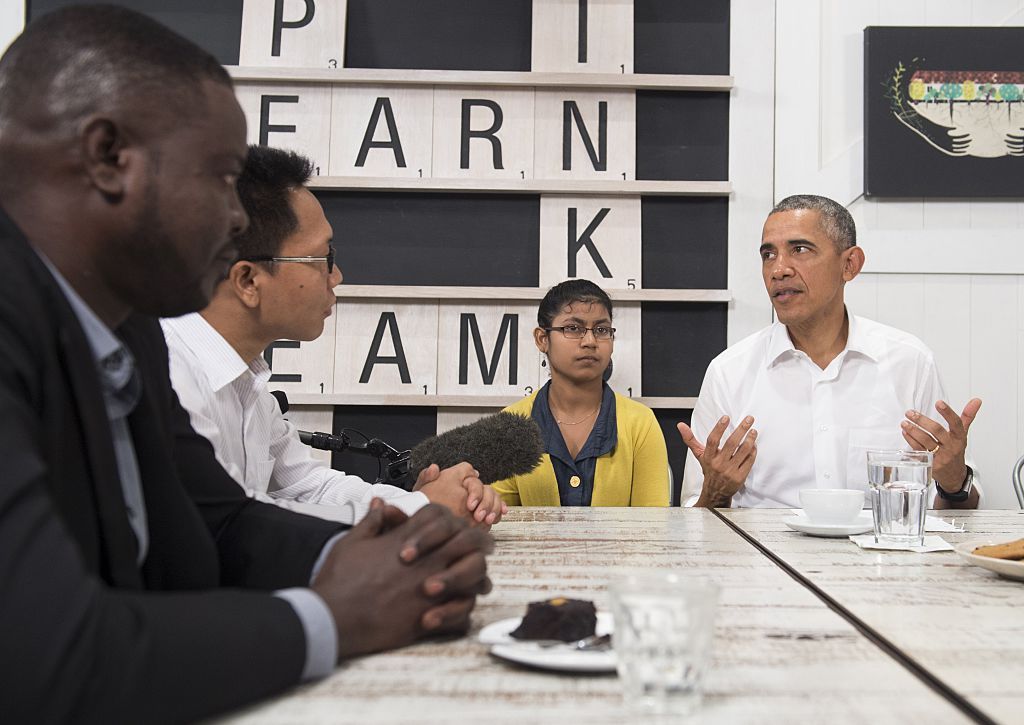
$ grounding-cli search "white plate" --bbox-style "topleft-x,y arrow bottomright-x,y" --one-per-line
954,540 -> 1024,582
783,512 -> 873,537
480,612 -> 616,673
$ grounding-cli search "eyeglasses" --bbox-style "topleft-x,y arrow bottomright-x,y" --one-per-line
543,324 -> 615,341
242,244 -> 335,274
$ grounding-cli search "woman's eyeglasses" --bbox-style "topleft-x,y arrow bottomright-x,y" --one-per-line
543,324 -> 615,341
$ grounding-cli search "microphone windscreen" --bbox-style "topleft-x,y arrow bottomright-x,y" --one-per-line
410,412 -> 544,484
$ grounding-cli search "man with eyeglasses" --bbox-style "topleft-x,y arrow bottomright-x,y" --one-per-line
162,145 -> 506,527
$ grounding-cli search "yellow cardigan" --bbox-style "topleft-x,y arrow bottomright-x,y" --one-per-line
492,391 -> 669,506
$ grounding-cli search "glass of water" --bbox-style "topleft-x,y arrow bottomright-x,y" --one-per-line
866,449 -> 932,546
609,571 -> 719,716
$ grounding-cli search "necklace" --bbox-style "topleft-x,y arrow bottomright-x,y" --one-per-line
554,406 -> 600,426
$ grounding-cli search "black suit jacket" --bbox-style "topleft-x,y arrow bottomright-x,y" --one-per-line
0,207 -> 347,724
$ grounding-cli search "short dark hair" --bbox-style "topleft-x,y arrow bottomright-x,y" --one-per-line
233,145 -> 315,261
0,5 -> 232,134
771,194 -> 857,251
538,279 -> 613,328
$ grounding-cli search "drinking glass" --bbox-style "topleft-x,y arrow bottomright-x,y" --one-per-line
609,571 -> 719,716
866,449 -> 932,546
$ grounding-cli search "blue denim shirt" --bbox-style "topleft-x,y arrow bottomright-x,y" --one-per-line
532,381 -> 617,506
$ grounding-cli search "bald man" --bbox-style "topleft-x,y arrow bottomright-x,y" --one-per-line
0,6 -> 490,722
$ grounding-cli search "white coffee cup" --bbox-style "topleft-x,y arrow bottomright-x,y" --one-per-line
798,489 -> 865,525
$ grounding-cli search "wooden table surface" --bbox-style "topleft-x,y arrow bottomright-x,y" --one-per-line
225,508 -> 983,724
719,508 -> 1024,725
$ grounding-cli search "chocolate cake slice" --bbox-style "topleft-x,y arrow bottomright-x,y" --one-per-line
510,598 -> 597,642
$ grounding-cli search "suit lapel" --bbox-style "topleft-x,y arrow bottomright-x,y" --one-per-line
54,289 -> 142,588
1,209 -> 142,587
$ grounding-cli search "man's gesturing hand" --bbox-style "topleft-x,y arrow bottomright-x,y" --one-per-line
312,501 -> 493,659
677,415 -> 757,508
902,398 -> 982,493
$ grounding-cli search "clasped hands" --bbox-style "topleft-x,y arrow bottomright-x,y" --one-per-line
313,495 -> 494,660
414,461 -> 507,528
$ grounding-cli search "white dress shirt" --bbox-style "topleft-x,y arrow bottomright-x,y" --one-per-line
682,313 -> 981,508
162,313 -> 428,524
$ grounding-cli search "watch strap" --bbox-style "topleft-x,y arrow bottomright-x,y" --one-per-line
936,465 -> 973,503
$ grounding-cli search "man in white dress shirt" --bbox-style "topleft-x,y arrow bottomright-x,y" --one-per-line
679,194 -> 981,509
163,145 -> 505,526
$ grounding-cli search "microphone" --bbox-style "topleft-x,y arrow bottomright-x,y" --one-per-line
271,390 -> 412,486
409,412 -> 544,484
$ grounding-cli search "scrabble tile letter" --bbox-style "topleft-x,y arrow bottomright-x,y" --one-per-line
240,0 -> 347,68
432,88 -> 534,180
437,303 -> 539,395
534,89 -> 635,180
330,86 -> 433,177
334,301 -> 439,395
531,0 -> 632,73
236,83 -> 332,175
539,196 -> 641,289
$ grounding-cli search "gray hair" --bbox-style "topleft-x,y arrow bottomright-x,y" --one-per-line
770,194 -> 857,251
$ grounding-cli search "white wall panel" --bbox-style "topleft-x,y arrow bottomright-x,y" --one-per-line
921,275 -> 971,409
844,274 -> 879,321
728,0 -> 778,344
924,0 -> 972,24
0,1 -> 23,55
879,1 -> 928,24
968,201 -> 1022,230
970,0 -> 1024,25
967,277 -> 1019,508
875,274 -> 925,336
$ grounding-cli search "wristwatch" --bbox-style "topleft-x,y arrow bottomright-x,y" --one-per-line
936,465 -> 974,503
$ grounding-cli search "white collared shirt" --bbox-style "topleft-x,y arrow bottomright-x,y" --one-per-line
161,313 -> 427,524
682,314 -> 980,508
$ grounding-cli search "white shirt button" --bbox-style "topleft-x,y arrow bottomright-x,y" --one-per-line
823,473 -> 832,479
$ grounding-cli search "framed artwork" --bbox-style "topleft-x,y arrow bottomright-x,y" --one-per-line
864,26 -> 1024,197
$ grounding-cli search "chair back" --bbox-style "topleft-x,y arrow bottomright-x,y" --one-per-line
1012,454 -> 1024,509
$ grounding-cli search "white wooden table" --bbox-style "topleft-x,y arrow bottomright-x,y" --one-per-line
718,508 -> 1024,725
225,509 -> 972,724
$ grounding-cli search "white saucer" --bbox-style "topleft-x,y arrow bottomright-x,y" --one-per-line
479,612 -> 616,673
783,512 -> 873,537
954,540 -> 1024,582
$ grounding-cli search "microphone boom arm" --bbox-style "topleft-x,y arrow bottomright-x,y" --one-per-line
298,429 -> 412,489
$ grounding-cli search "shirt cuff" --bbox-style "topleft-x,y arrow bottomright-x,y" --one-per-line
344,490 -> 429,524
274,588 -> 337,681
309,530 -> 347,583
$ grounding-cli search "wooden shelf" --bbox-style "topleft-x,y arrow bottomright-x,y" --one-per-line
309,177 -> 731,196
333,286 -> 731,303
229,66 -> 733,91
288,393 -> 697,409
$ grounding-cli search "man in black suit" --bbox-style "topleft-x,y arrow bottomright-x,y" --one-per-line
0,6 -> 491,723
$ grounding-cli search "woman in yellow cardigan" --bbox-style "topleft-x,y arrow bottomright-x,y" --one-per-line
493,280 -> 669,506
